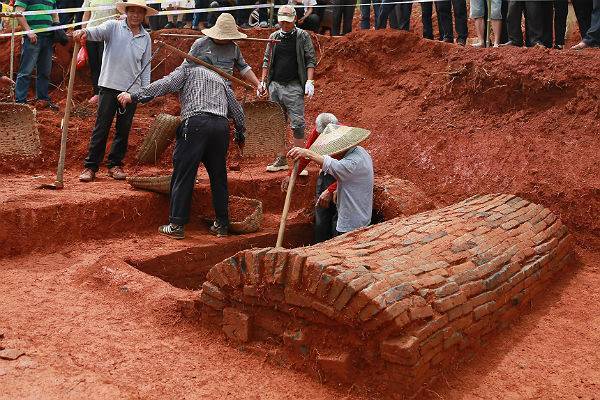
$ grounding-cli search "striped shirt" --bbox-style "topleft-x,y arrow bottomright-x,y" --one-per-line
14,0 -> 56,35
131,66 -> 246,136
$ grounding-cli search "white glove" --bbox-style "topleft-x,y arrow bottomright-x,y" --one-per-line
304,80 -> 314,98
257,81 -> 267,97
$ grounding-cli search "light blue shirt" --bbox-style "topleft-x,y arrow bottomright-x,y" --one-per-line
322,146 -> 374,233
85,19 -> 151,92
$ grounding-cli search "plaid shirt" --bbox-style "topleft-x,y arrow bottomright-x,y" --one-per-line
131,66 -> 246,136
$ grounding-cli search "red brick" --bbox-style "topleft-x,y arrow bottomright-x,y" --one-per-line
415,315 -> 449,340
201,291 -> 225,310
317,353 -> 353,381
333,274 -> 376,311
473,301 -> 496,320
326,270 -> 362,305
202,281 -> 225,301
433,291 -> 467,312
284,287 -> 313,308
222,307 -> 251,342
381,335 -> 420,366
444,332 -> 464,349
409,305 -> 434,321
287,252 -> 307,287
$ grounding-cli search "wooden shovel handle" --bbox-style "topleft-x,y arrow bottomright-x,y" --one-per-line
276,160 -> 299,248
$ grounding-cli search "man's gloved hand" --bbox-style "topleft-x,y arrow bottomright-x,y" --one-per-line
256,80 -> 267,97
52,23 -> 69,46
304,80 -> 314,98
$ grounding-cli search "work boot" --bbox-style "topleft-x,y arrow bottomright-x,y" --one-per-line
266,155 -> 288,172
108,166 -> 126,180
159,223 -> 185,240
79,168 -> 95,182
36,99 -> 59,111
209,221 -> 228,237
164,22 -> 175,29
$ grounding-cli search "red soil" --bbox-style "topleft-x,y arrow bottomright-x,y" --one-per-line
1,23 -> 600,399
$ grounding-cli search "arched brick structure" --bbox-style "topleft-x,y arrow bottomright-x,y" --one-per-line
202,194 -> 574,388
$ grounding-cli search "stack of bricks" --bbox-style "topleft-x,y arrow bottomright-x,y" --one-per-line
202,194 -> 573,389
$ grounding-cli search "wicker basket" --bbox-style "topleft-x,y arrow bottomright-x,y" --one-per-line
242,100 -> 287,158
0,103 -> 40,157
126,174 -> 171,194
136,113 -> 180,164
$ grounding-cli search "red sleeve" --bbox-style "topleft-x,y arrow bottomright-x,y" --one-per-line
326,182 -> 337,193
290,128 -> 319,176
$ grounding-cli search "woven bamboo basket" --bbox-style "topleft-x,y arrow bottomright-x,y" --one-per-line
126,174 -> 171,194
242,100 -> 287,158
0,103 -> 40,157
136,113 -> 180,164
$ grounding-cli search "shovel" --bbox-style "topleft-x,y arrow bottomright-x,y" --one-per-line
275,160 -> 299,247
39,41 -> 80,190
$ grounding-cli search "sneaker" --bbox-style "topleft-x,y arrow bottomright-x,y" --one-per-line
266,155 -> 289,172
36,100 -> 59,111
554,44 -> 564,50
571,41 -> 589,50
159,223 -> 185,239
259,21 -> 268,28
209,221 -> 228,237
164,22 -> 175,29
191,25 -> 199,30
108,166 -> 126,180
299,169 -> 308,177
175,21 -> 185,29
79,168 -> 95,182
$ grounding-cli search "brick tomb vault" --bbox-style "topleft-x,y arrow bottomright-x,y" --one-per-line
200,194 -> 574,389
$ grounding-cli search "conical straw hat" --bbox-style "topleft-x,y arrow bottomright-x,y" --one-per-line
116,0 -> 158,16
202,13 -> 247,40
309,124 -> 371,156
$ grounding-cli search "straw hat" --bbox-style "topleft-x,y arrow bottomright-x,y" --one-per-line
309,124 -> 371,156
202,13 -> 247,40
116,0 -> 158,16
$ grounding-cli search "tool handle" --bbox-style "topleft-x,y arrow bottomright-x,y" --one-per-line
276,160 -> 299,248
55,41 -> 80,185
155,40 -> 255,91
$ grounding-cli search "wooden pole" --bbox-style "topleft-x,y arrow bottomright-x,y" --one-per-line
155,40 -> 255,91
54,41 -> 80,188
276,160 -> 299,248
9,15 -> 15,101
158,33 -> 280,42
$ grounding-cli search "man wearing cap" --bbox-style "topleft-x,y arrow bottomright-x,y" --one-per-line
181,13 -> 260,87
73,0 -> 154,182
258,4 -> 316,173
287,124 -> 374,236
117,64 -> 246,239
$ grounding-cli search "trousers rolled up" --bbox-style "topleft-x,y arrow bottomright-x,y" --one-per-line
169,114 -> 230,227
84,87 -> 137,172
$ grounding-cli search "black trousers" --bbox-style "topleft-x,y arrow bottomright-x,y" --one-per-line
84,87 -> 137,172
437,0 -> 468,42
169,114 -> 229,226
541,0 -> 568,47
87,40 -> 104,95
421,1 -> 445,39
314,171 -> 337,243
584,0 -> 600,45
376,1 -> 411,30
573,0 -> 593,40
57,0 -> 84,25
332,0 -> 355,35
297,8 -> 321,33
507,1 -> 545,46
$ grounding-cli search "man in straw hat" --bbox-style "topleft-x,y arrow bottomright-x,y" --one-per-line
287,124 -> 374,236
181,13 -> 260,87
281,113 -> 340,242
73,0 -> 155,182
117,62 -> 246,239
258,4 -> 316,174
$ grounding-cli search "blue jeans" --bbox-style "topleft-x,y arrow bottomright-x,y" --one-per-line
360,1 -> 380,29
15,35 -> 54,103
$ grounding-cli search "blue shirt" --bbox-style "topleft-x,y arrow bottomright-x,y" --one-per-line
85,19 -> 151,92
322,146 -> 374,233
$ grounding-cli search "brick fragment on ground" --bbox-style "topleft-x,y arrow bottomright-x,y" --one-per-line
202,194 -> 574,390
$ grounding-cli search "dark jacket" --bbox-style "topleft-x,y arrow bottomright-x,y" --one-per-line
262,27 -> 316,88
